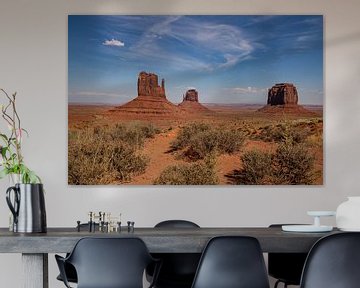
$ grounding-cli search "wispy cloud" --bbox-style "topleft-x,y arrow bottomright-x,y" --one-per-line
224,86 -> 267,95
129,16 -> 255,71
214,86 -> 268,104
294,33 -> 322,50
102,38 -> 125,47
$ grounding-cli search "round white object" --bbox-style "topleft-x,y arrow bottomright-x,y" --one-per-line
282,225 -> 333,233
307,211 -> 336,217
336,197 -> 360,231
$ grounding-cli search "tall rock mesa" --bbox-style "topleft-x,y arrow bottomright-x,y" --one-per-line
179,88 -> 209,113
267,83 -> 298,106
137,71 -> 166,98
183,89 -> 199,102
111,71 -> 180,117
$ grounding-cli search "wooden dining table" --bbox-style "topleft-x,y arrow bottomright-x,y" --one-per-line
0,226 -> 339,288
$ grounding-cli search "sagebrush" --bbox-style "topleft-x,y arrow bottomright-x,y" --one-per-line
154,155 -> 218,185
68,122 -> 159,184
171,122 -> 245,160
237,138 -> 316,185
257,121 -> 311,144
271,140 -> 316,184
238,150 -> 273,184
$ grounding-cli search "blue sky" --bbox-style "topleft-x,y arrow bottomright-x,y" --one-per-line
68,15 -> 323,105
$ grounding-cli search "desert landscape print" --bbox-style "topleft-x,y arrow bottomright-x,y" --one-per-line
68,15 -> 323,185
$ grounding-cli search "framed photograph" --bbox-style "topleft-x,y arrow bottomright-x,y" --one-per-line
68,15 -> 323,185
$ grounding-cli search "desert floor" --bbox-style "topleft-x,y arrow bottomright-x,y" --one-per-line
68,104 -> 323,185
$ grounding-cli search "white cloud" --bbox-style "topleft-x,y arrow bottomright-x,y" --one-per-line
224,86 -> 267,95
102,38 -> 125,47
216,86 -> 268,104
296,35 -> 313,42
171,20 -> 254,69
130,16 -> 255,71
219,54 -> 251,69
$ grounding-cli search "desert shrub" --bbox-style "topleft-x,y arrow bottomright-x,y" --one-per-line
217,129 -> 246,154
110,122 -> 159,149
237,150 -> 273,185
171,122 -> 211,150
271,140 -> 316,185
172,123 -> 245,160
237,121 -> 260,139
306,133 -> 323,148
154,155 -> 218,185
185,129 -> 219,160
68,128 -> 149,185
134,122 -> 160,138
236,138 -> 316,185
68,130 -> 77,140
257,121 -> 310,144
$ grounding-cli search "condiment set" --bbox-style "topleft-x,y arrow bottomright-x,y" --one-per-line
76,211 -> 135,233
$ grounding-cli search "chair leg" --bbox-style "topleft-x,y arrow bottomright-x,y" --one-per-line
274,280 -> 289,288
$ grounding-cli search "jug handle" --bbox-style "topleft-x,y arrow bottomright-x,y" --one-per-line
6,186 -> 20,224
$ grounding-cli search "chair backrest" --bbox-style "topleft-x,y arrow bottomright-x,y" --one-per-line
191,236 -> 270,288
268,224 -> 308,285
155,220 -> 200,228
151,220 -> 201,286
67,237 -> 154,288
300,232 -> 360,288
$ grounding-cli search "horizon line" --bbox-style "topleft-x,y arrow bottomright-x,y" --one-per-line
68,101 -> 324,107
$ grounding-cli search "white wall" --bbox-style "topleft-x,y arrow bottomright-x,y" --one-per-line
0,0 -> 360,287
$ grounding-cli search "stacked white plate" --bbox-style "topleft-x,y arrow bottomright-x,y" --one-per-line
282,211 -> 336,233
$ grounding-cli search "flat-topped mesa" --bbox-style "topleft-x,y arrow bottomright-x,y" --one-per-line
111,71 -> 180,117
137,71 -> 166,98
183,89 -> 199,102
267,83 -> 298,106
179,88 -> 210,113
259,82 -> 315,115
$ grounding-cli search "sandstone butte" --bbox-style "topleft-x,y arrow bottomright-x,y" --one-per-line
111,71 -> 180,115
137,71 -> 166,98
259,83 -> 314,114
178,88 -> 210,113
111,72 -> 210,116
111,73 -> 315,117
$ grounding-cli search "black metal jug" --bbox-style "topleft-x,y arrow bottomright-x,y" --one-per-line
6,183 -> 47,233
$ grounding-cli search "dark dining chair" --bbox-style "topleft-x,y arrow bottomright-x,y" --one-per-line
191,236 -> 270,288
300,232 -> 360,288
268,224 -> 308,288
56,223 -> 99,284
147,220 -> 201,288
56,262 -> 77,284
55,237 -> 160,288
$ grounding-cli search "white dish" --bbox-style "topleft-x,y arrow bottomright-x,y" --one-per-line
307,211 -> 336,217
338,227 -> 360,232
282,225 -> 333,233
